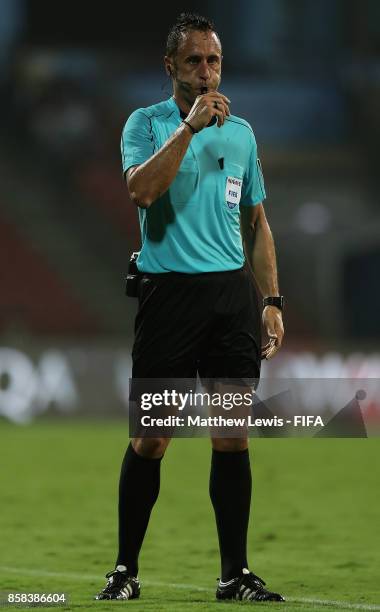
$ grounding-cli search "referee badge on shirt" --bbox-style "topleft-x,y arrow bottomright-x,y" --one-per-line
225,176 -> 242,209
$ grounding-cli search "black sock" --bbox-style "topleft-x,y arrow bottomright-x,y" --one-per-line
209,448 -> 251,582
116,443 -> 162,575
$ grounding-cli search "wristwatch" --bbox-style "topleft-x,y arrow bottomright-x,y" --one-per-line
263,296 -> 284,311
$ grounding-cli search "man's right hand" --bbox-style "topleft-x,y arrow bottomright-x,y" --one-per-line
185,92 -> 231,131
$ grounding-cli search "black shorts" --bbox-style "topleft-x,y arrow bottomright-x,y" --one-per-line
131,267 -> 261,381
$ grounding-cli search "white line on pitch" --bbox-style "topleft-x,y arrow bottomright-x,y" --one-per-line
1,566 -> 379,610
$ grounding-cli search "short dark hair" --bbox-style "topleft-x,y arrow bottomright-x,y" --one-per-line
166,12 -> 219,57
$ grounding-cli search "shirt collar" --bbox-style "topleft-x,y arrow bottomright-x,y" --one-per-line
169,96 -> 187,119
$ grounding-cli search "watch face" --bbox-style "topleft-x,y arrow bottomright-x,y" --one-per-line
264,297 -> 283,310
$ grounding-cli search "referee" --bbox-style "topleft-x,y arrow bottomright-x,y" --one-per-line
96,13 -> 284,603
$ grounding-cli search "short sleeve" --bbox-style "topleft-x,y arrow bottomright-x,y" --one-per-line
240,132 -> 266,206
120,109 -> 155,174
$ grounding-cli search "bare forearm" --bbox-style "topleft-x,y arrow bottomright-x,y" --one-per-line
129,123 -> 193,207
244,215 -> 279,298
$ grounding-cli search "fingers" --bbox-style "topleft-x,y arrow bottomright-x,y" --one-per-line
203,91 -> 231,104
200,92 -> 230,120
261,322 -> 284,360
262,337 -> 280,360
189,92 -> 230,131
261,306 -> 284,360
212,107 -> 227,127
263,327 -> 284,359
261,341 -> 272,357
261,335 -> 280,359
215,100 -> 230,118
207,94 -> 230,120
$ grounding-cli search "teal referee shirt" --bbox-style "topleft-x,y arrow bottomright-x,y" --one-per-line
121,96 -> 266,273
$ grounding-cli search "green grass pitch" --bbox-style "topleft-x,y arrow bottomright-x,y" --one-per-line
1,420 -> 379,611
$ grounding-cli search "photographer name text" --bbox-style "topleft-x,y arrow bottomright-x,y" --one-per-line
139,415 -> 324,428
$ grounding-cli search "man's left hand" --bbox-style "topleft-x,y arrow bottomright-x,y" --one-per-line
261,306 -> 284,360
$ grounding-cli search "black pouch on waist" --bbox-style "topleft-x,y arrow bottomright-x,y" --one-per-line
125,251 -> 142,297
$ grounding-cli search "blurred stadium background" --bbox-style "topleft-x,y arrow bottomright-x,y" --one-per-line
0,0 -> 379,422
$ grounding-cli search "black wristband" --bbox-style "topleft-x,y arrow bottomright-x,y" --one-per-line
182,120 -> 197,134
263,296 -> 284,311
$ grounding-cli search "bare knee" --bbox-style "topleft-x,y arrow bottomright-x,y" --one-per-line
211,437 -> 248,452
132,437 -> 171,458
